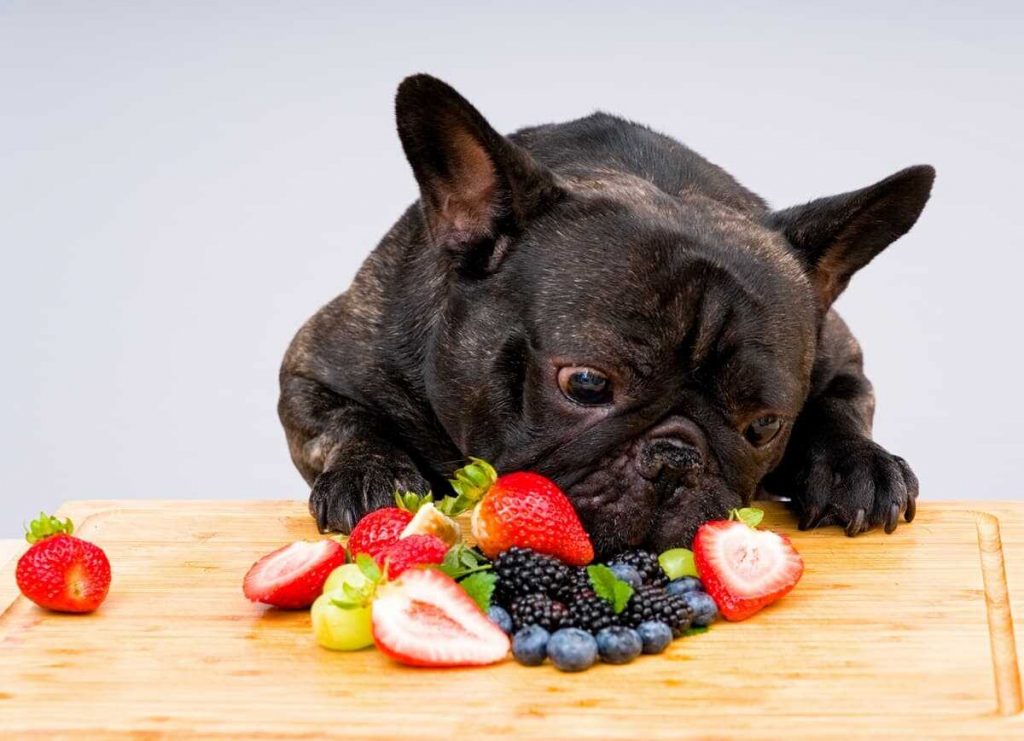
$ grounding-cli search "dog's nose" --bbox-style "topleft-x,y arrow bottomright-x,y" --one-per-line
635,416 -> 706,485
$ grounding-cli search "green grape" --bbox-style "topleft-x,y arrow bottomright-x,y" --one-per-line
311,591 -> 373,651
322,563 -> 370,595
658,548 -> 698,580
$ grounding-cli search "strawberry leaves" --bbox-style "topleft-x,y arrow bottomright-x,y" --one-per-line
458,571 -> 497,613
587,564 -> 634,614
438,544 -> 491,580
24,512 -> 74,544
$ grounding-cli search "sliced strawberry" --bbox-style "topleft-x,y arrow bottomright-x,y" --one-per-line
347,508 -> 414,559
378,534 -> 450,578
372,568 -> 510,667
693,520 -> 804,621
243,539 -> 346,609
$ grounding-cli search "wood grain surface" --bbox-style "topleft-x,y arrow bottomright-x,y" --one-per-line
1,499 -> 1022,739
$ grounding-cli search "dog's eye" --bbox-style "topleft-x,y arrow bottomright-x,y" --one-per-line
557,367 -> 613,406
744,414 -> 782,447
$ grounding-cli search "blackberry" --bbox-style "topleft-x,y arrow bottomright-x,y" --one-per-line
563,592 -> 620,633
555,566 -> 594,602
510,593 -> 569,632
608,550 -> 668,587
493,547 -> 571,607
623,584 -> 693,636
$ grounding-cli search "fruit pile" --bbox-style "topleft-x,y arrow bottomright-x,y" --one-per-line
491,547 -> 719,671
241,459 -> 804,671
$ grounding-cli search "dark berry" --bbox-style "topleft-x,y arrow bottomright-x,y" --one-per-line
636,621 -> 673,654
563,592 -> 620,633
666,577 -> 704,597
493,547 -> 571,606
488,605 -> 513,634
510,593 -> 568,632
547,628 -> 598,672
609,563 -> 642,590
512,625 -> 550,666
623,584 -> 693,636
608,550 -> 668,587
679,590 -> 719,627
555,566 -> 593,602
595,626 -> 643,664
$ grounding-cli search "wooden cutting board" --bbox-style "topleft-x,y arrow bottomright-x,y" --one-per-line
1,499 -> 1022,739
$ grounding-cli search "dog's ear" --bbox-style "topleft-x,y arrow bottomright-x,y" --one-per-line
768,165 -> 935,308
395,74 -> 562,271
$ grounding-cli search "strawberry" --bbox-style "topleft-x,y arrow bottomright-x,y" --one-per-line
447,459 -> 593,566
16,512 -> 111,613
372,568 -> 510,667
378,534 -> 450,578
346,507 -> 413,559
693,518 -> 804,621
243,539 -> 346,609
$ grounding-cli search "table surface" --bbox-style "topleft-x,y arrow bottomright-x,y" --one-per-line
1,499 -> 1023,739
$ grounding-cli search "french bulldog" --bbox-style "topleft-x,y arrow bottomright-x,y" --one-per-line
278,74 -> 932,556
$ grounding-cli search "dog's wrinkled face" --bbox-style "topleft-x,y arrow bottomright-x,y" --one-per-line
394,75 -> 929,555
427,176 -> 817,554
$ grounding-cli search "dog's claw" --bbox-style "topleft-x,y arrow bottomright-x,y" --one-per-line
845,508 -> 866,537
798,506 -> 821,531
905,494 -> 916,523
884,502 -> 900,534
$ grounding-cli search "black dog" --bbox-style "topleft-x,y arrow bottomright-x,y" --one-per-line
278,74 -> 931,556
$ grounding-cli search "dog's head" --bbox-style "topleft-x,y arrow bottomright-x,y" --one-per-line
397,75 -> 933,555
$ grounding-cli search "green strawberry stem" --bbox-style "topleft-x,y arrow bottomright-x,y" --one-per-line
24,512 -> 74,544
393,490 -> 434,513
445,457 -> 498,515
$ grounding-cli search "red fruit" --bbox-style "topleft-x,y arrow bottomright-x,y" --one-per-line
459,464 -> 593,566
243,539 -> 346,609
378,534 -> 449,578
346,508 -> 414,559
16,513 -> 111,614
372,568 -> 510,667
693,519 -> 804,621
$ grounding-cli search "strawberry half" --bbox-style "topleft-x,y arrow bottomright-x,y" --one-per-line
16,513 -> 111,614
372,568 -> 510,667
346,507 -> 413,559
243,539 -> 346,609
378,534 -> 450,578
693,519 -> 804,621
450,459 -> 594,566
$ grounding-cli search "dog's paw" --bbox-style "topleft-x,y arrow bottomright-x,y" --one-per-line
789,436 -> 919,536
308,451 -> 430,534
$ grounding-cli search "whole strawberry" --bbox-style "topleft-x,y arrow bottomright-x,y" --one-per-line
16,512 -> 111,614
450,459 -> 594,566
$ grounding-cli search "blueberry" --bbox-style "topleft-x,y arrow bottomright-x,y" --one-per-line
512,625 -> 551,666
609,563 -> 642,590
546,628 -> 598,672
488,605 -> 513,635
595,626 -> 643,664
679,590 -> 718,627
635,621 -> 673,654
666,577 -> 704,597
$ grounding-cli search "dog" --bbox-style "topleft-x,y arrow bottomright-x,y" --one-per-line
278,74 -> 931,556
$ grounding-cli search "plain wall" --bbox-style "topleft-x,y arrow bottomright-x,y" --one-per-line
2,1 -> 1021,536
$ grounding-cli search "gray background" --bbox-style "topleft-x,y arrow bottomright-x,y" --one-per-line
1,1 -> 1021,537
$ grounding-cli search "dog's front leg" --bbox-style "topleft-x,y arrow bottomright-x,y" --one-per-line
765,312 -> 919,536
278,373 -> 430,533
